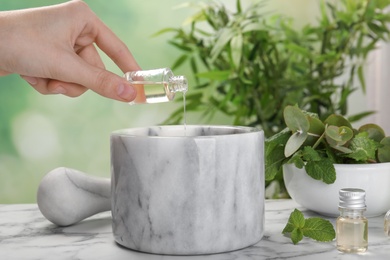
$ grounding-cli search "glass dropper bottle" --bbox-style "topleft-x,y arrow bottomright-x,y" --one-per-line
124,68 -> 188,105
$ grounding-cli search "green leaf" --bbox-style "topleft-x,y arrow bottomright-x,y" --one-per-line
182,9 -> 206,25
291,228 -> 304,245
325,126 -> 344,142
358,124 -> 385,143
150,27 -> 178,37
242,22 -> 264,33
346,132 -> 379,162
283,209 -> 305,232
325,125 -> 353,146
284,105 -> 310,133
378,137 -> 390,163
282,209 -> 335,245
196,70 -> 231,80
210,27 -> 235,62
357,65 -> 366,94
302,146 -> 322,161
230,34 -> 243,68
168,40 -> 193,52
320,0 -> 330,26
308,116 -> 325,136
265,128 -> 291,181
347,111 -> 376,123
171,54 -> 188,70
305,117 -> 325,147
305,159 -> 336,184
285,43 -> 312,57
332,145 -> 353,154
288,151 -> 305,168
324,114 -> 352,128
375,0 -> 390,9
236,0 -> 242,13
285,131 -> 308,158
302,218 -> 336,242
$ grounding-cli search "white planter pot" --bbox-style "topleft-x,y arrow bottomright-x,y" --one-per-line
283,163 -> 390,217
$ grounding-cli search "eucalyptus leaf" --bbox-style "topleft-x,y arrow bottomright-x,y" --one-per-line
324,115 -> 352,128
378,137 -> 390,163
332,145 -> 353,154
358,124 -> 385,142
305,116 -> 325,146
325,125 -> 353,145
285,131 -> 308,158
284,105 -> 310,133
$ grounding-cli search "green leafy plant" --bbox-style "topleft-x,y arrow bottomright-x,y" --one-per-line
155,0 -> 390,138
283,209 -> 335,244
266,105 -> 390,183
267,106 -> 390,244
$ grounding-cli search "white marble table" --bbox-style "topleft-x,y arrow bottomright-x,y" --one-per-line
1,200 -> 389,259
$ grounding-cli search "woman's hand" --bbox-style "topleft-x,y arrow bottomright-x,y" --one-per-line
0,0 -> 139,102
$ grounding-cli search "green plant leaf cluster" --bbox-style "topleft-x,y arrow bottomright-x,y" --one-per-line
282,209 -> 335,244
265,105 -> 390,183
156,0 -> 390,138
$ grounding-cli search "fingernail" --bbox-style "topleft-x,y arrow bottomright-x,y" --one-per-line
117,83 -> 136,100
23,76 -> 38,85
53,86 -> 66,94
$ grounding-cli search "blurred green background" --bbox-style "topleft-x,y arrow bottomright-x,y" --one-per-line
0,0 -> 326,203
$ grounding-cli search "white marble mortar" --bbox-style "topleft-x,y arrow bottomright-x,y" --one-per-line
110,125 -> 265,255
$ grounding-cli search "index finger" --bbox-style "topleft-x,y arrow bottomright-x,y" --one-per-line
93,17 -> 141,73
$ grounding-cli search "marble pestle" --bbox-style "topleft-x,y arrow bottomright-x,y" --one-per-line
37,167 -> 111,226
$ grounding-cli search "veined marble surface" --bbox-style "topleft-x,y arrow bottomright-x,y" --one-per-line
1,200 -> 390,260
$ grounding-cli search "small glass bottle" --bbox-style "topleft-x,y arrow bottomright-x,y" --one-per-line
124,68 -> 188,105
336,188 -> 368,253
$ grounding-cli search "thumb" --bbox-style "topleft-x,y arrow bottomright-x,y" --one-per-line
59,54 -> 137,102
87,67 -> 137,102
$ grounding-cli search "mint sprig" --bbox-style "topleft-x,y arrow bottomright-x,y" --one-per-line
304,159 -> 336,184
282,209 -> 335,244
345,132 -> 379,162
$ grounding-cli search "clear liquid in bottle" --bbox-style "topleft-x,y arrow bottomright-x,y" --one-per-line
336,216 -> 368,253
124,68 -> 187,105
